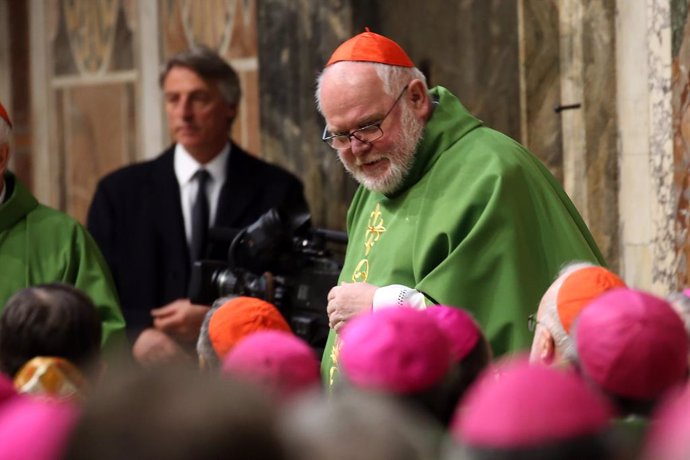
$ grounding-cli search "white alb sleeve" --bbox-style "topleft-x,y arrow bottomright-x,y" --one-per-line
372,284 -> 428,311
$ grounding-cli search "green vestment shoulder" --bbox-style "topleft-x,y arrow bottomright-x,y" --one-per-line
0,172 -> 127,352
321,87 -> 604,384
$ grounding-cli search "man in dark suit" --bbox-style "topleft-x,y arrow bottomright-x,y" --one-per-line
87,45 -> 307,364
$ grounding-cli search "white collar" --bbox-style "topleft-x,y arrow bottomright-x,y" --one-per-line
174,143 -> 230,186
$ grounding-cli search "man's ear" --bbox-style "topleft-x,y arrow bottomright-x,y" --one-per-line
538,328 -> 556,365
407,79 -> 431,120
226,104 -> 238,128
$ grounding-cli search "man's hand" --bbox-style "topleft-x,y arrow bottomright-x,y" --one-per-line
151,299 -> 210,343
327,282 -> 378,333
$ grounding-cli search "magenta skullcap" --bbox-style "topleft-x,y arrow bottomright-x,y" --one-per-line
575,288 -> 689,400
339,307 -> 451,394
643,386 -> 690,460
452,357 -> 614,449
0,397 -> 79,460
425,305 -> 481,361
222,330 -> 320,400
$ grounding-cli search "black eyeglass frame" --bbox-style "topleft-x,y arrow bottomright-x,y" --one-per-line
321,84 -> 409,149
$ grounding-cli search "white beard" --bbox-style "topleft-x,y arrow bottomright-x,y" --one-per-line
339,103 -> 425,195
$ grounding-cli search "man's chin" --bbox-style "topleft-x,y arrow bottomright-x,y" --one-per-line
174,135 -> 202,147
355,173 -> 402,195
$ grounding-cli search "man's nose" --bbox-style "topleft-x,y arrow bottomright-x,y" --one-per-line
175,98 -> 193,119
349,136 -> 371,156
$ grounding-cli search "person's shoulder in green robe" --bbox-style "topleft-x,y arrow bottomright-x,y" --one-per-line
0,172 -> 127,355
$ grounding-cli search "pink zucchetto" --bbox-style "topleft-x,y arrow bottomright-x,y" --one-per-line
339,307 -> 451,394
575,288 -> 689,400
425,305 -> 481,362
643,386 -> 690,460
222,330 -> 321,401
0,397 -> 79,460
452,357 -> 614,449
326,28 -> 415,68
0,374 -> 16,407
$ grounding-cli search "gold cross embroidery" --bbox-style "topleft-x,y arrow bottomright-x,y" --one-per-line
364,203 -> 386,256
328,202 -> 386,388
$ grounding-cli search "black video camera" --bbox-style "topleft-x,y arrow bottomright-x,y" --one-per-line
188,206 -> 346,354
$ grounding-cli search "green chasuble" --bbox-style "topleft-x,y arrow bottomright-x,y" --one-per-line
322,87 -> 605,385
0,172 -> 127,351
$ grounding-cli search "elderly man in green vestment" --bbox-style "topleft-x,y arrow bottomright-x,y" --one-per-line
316,31 -> 605,386
0,102 -> 126,354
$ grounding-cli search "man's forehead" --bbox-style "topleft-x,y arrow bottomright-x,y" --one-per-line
322,61 -> 382,89
320,64 -> 389,128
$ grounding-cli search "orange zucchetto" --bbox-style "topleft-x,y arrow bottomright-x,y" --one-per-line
0,102 -> 11,129
208,296 -> 292,359
556,266 -> 626,333
326,28 -> 414,68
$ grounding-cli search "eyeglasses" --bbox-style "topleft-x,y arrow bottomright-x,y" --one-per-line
321,84 -> 409,150
527,313 -> 538,332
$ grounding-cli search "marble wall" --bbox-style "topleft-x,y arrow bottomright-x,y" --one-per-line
672,0 -> 690,287
369,0 -> 521,141
580,0 -> 619,271
518,0 -> 563,183
257,0 -> 357,231
617,0 -> 677,294
520,0 -> 619,271
47,0 -> 139,221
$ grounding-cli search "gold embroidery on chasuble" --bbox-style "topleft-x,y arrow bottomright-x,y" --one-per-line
329,203 -> 386,386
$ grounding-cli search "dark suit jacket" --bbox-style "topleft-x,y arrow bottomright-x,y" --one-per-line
87,142 -> 307,337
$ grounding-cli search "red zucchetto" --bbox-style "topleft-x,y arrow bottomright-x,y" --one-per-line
326,28 -> 414,68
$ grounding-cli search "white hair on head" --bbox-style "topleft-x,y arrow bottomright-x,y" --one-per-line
315,62 -> 428,115
372,63 -> 427,96
540,261 -> 597,363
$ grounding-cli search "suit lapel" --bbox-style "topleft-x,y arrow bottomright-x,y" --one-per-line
215,143 -> 258,229
150,148 -> 190,269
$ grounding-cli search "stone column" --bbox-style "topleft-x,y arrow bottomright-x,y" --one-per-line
558,0 -> 619,271
617,0 -> 674,293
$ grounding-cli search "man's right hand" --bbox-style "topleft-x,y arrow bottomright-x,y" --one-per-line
150,299 -> 210,343
327,282 -> 378,333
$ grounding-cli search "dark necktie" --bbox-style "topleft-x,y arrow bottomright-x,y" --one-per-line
190,169 -> 210,262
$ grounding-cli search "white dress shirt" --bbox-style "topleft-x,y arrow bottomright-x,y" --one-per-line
174,143 -> 230,246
